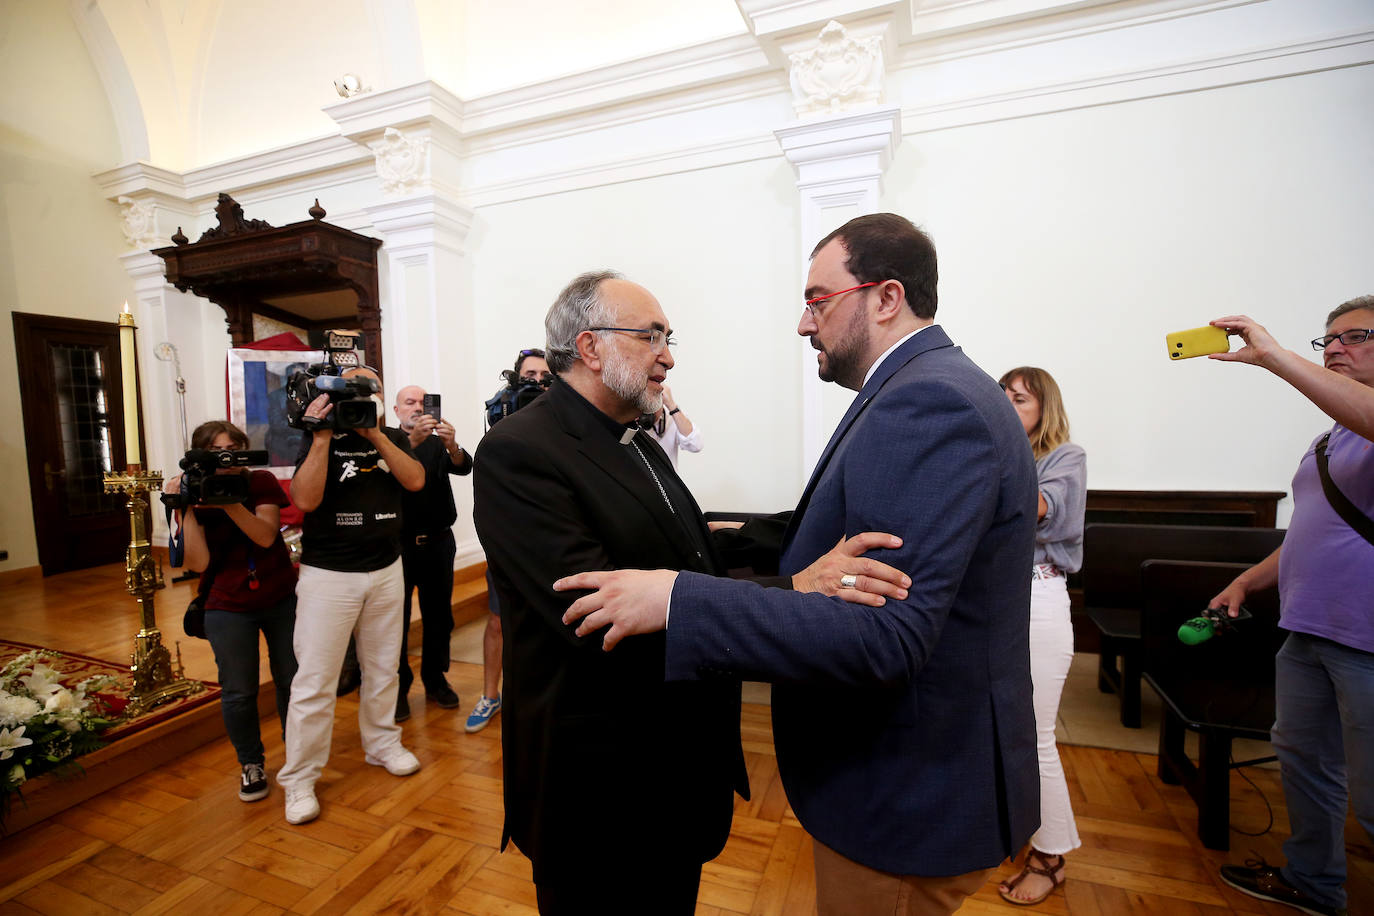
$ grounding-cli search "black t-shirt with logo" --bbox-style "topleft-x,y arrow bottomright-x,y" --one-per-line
401,435 -> 471,537
295,426 -> 417,572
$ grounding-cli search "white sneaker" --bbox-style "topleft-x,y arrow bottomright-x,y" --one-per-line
365,746 -> 421,776
284,787 -> 319,824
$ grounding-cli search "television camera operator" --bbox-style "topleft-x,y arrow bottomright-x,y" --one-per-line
274,337 -> 426,826
468,348 -> 552,733
163,421 -> 297,806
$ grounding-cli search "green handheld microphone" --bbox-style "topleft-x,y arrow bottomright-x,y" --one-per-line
1177,606 -> 1251,645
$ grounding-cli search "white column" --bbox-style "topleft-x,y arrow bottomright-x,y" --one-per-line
366,193 -> 483,568
328,84 -> 486,566
776,105 -> 901,472
118,250 -> 226,545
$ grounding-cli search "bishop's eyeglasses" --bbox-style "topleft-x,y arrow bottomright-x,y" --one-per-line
589,327 -> 676,353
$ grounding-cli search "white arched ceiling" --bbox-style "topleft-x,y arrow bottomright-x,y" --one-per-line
67,0 -> 151,163
196,0 -> 392,165
407,0 -> 458,98
70,0 -> 753,173
77,0 -> 225,170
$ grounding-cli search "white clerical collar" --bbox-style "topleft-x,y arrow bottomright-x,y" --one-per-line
862,324 -> 932,388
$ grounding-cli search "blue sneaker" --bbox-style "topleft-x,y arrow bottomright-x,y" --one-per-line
465,694 -> 501,733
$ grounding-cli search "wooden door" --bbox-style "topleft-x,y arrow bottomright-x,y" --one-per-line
14,313 -> 142,575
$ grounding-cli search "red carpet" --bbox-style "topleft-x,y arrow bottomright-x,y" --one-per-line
0,640 -> 221,739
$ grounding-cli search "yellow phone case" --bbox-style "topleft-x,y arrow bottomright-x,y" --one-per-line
1166,326 -> 1230,360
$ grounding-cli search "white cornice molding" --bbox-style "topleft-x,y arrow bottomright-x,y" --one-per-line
324,80 -> 466,144
893,0 -> 1264,67
464,132 -> 783,208
94,136 -> 374,208
738,0 -> 904,38
775,106 -> 902,187
462,71 -> 788,157
178,135 -> 373,201
904,0 -> 1237,41
735,0 -> 1254,44
94,162 -> 188,200
459,34 -> 776,136
88,3 -> 1371,214
900,27 -> 1374,134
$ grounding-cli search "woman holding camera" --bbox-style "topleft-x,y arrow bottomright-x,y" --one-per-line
996,367 -> 1086,907
166,420 -> 298,804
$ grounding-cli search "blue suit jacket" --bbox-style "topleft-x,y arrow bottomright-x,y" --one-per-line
668,326 -> 1039,875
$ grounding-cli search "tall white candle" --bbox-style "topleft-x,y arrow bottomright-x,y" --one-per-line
118,302 -> 140,467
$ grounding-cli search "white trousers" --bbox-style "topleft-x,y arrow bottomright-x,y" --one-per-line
277,559 -> 405,791
1028,575 -> 1081,855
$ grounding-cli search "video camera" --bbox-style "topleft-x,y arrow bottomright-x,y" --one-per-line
484,369 -> 552,428
284,329 -> 379,431
160,448 -> 269,510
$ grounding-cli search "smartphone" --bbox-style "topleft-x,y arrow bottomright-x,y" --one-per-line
422,393 -> 441,425
1166,325 -> 1230,360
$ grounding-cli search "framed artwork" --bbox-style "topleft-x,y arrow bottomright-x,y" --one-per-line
226,348 -> 316,480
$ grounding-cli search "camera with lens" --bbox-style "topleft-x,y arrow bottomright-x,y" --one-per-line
485,369 -> 552,428
284,329 -> 379,431
160,448 -> 270,510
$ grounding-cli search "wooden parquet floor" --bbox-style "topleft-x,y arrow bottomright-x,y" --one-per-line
1,564 -> 1371,913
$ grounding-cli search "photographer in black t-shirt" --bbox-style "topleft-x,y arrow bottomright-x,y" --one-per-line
276,366 -> 427,826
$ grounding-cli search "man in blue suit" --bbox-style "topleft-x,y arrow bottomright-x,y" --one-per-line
559,213 -> 1040,914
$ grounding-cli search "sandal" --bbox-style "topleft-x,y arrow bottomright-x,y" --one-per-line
998,848 -> 1066,906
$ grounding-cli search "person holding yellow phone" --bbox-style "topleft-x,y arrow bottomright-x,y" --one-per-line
1209,299 -> 1374,916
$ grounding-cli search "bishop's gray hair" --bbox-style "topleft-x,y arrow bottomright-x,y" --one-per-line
544,269 -> 622,374
1327,294 -> 1374,328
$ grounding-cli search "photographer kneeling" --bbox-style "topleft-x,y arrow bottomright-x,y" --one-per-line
277,364 -> 426,826
165,421 -> 298,805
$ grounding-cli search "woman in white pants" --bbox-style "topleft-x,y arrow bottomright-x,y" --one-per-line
998,367 -> 1086,907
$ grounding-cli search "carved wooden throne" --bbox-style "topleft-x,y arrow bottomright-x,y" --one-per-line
153,194 -> 385,375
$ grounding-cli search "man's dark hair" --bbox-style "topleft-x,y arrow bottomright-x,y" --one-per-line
514,347 -> 546,375
810,213 -> 938,319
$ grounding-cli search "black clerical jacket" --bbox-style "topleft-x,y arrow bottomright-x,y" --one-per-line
472,379 -> 747,884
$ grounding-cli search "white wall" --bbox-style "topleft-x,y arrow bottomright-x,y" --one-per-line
0,0 -> 134,573
884,63 -> 1374,523
470,157 -> 804,513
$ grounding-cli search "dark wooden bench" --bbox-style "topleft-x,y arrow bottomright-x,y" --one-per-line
1083,523 -> 1285,727
1069,491 -> 1285,648
1140,559 -> 1282,850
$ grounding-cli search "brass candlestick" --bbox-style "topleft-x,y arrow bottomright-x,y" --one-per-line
103,466 -> 203,716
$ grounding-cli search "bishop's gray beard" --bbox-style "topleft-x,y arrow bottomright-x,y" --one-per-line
602,346 -> 662,416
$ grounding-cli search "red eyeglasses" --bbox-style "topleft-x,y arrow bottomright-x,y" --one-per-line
804,281 -> 880,318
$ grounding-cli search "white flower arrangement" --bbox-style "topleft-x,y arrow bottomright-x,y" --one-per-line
0,650 -> 119,827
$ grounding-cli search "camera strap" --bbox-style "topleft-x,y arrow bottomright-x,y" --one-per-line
164,503 -> 185,567
1315,430 -> 1374,548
